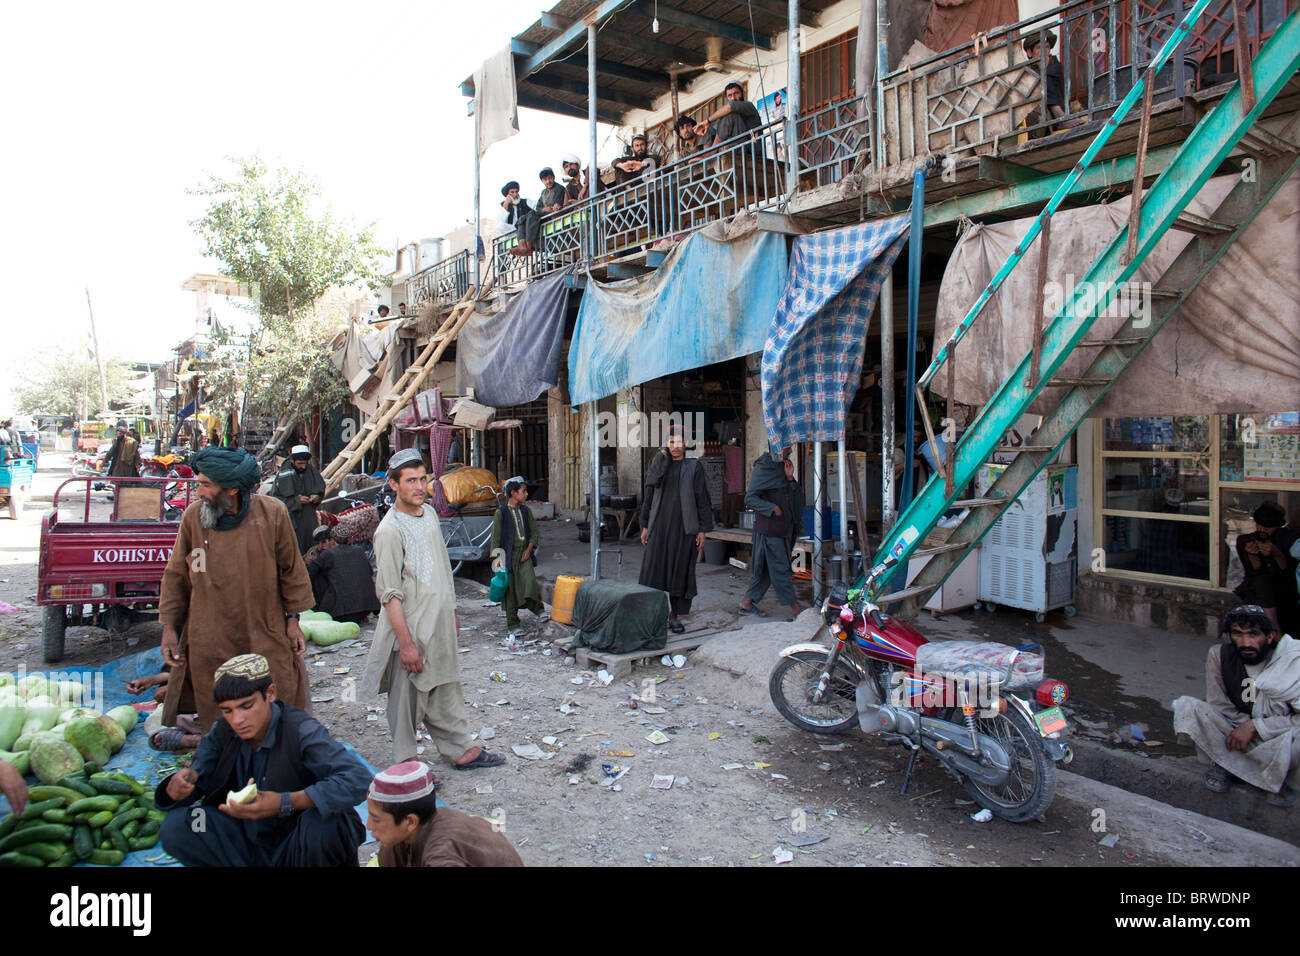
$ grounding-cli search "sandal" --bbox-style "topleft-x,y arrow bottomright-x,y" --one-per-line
668,619 -> 685,634
150,728 -> 201,752
737,605 -> 767,617
453,748 -> 506,771
1268,787 -> 1296,808
1203,763 -> 1231,793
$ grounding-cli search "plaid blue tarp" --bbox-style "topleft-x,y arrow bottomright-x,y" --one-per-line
762,216 -> 910,450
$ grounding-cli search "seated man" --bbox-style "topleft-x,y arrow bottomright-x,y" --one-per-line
695,82 -> 761,148
157,653 -> 370,866
1234,501 -> 1300,637
1174,605 -> 1300,807
308,527 -> 381,624
560,153 -> 588,205
536,167 -> 566,215
611,133 -> 658,185
366,761 -> 523,867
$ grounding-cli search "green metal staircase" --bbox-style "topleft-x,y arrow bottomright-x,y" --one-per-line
868,5 -> 1300,606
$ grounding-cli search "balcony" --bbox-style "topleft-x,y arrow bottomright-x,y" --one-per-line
404,250 -> 472,311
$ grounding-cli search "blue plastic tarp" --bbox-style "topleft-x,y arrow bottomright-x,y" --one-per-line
568,228 -> 789,404
2,649 -> 380,867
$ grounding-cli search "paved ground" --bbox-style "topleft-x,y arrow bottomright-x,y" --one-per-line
1,454 -> 1295,866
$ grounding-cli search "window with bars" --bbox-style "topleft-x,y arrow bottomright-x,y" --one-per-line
801,30 -> 857,109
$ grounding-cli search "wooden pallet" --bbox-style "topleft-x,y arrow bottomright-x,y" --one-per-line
552,625 -> 738,681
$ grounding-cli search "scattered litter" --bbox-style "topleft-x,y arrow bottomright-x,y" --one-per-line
333,666 -> 350,675
721,763 -> 744,771
512,743 -> 548,760
772,846 -> 794,865
565,753 -> 593,773
645,730 -> 670,745
789,833 -> 828,847
488,699 -> 510,707
817,762 -> 832,772
0,602 -> 21,615
751,762 -> 771,770
475,783 -> 494,794
771,773 -> 789,780
672,654 -> 686,668
490,671 -> 508,682
708,732 -> 722,740
1143,740 -> 1163,747
311,695 -> 335,703
606,749 -> 636,757
910,788 -> 942,801
480,727 -> 496,740
651,774 -> 675,790
366,714 -> 379,722
570,677 -> 584,685
568,775 -> 581,785
970,809 -> 994,823
643,705 -> 666,715
457,647 -> 472,654
860,824 -> 873,835
596,670 -> 614,686
559,703 -> 578,715
819,743 -> 848,752
869,780 -> 886,788
660,655 -> 674,667
1129,724 -> 1146,742
416,745 -> 426,754
645,853 -> 657,862
542,735 -> 559,746
1098,833 -> 1119,848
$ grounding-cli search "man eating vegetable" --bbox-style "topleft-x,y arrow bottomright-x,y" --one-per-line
156,653 -> 370,866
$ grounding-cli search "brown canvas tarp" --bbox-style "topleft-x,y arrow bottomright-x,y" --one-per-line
931,172 -> 1300,416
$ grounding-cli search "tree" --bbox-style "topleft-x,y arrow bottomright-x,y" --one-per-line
13,350 -> 134,418
189,155 -> 389,426
190,156 -> 388,320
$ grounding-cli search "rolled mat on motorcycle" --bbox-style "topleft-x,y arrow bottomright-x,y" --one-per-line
770,552 -> 1071,823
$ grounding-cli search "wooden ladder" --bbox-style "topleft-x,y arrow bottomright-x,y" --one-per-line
255,414 -> 296,464
320,279 -> 492,495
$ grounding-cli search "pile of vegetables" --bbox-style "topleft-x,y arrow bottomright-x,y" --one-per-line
300,610 -> 361,646
0,761 -> 161,866
0,674 -> 140,780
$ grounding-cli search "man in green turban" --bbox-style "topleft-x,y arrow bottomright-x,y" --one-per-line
160,446 -> 316,732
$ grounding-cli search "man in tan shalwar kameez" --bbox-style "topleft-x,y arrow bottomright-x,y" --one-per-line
361,449 -> 505,771
160,447 -> 315,732
1173,605 -> 1300,807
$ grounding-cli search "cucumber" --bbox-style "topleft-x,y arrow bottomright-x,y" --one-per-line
0,816 -> 14,840
110,808 -> 147,830
28,785 -> 88,805
41,809 -> 74,825
0,823 -> 73,852
50,848 -> 77,867
0,852 -> 44,867
20,798 -> 65,819
137,818 -> 160,838
73,825 -> 93,860
86,810 -> 114,828
127,833 -> 159,851
67,796 -> 118,815
99,840 -> 112,850
21,842 -> 66,863
82,762 -> 101,776
111,799 -> 137,817
58,776 -> 97,797
107,772 -> 145,796
87,848 -> 124,866
137,794 -> 157,811
121,820 -> 140,839
106,827 -> 129,854
88,774 -> 133,796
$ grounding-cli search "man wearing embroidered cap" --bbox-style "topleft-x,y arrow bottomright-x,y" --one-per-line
159,446 -> 316,732
490,476 -> 544,638
367,760 -> 523,866
157,653 -> 370,866
273,444 -> 327,555
362,449 -> 505,770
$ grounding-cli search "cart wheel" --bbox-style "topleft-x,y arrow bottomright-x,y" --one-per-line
1064,605 -> 1077,618
1034,612 -> 1046,623
43,605 -> 66,664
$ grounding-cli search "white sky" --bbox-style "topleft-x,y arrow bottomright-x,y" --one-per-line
0,0 -> 625,408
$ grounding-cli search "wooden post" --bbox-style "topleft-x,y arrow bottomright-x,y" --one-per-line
1125,81 -> 1155,266
1233,0 -> 1256,112
1029,213 -> 1051,389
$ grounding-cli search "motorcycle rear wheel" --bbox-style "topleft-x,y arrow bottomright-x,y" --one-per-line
959,707 -> 1056,822
769,648 -> 882,734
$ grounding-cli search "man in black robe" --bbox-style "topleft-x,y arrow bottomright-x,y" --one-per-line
739,449 -> 804,620
638,426 -> 714,634
273,444 -> 326,554
309,528 -> 381,624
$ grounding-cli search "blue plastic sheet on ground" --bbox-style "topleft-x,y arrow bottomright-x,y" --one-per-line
568,227 -> 788,404
2,648 -> 383,866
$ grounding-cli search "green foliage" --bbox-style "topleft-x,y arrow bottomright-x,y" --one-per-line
13,350 -> 134,417
189,155 -> 388,320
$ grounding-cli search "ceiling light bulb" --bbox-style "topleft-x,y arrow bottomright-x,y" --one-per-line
653,17 -> 659,32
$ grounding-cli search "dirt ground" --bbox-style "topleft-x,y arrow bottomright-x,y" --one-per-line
0,454 -> 1242,866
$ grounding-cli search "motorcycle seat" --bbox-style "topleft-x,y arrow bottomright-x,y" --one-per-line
916,640 -> 1044,689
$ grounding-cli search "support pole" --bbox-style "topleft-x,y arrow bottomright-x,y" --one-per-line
85,288 -> 109,415
813,440 -> 825,603
786,0 -> 802,192
837,437 -> 850,583
880,279 -> 896,533
901,165 -> 925,508
875,0 -> 890,167
589,402 -> 600,579
588,23 -> 599,201
471,102 -> 481,291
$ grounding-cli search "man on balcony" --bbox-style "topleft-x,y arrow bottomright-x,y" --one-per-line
537,167 -> 566,215
667,115 -> 707,166
696,82 -> 761,148
611,133 -> 658,185
497,181 -> 539,257
560,153 -> 589,205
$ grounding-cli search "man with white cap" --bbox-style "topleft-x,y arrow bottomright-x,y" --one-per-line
361,449 -> 505,770
366,760 -> 524,866
273,444 -> 326,554
560,153 -> 588,205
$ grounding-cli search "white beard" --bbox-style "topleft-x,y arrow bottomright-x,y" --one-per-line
198,490 -> 235,529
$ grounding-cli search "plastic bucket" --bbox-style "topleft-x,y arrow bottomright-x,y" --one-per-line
551,574 -> 585,624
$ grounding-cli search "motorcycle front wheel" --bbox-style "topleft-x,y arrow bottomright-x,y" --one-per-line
768,648 -> 869,734
959,707 -> 1056,823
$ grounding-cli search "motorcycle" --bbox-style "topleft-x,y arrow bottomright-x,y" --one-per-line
769,552 -> 1072,822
